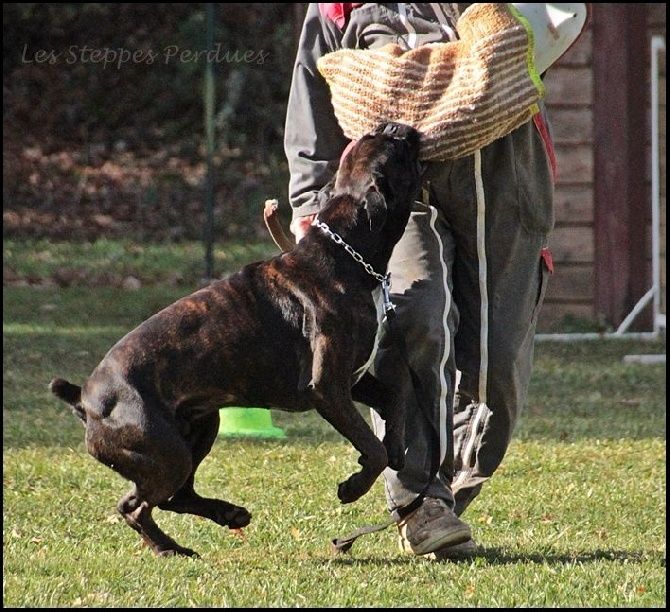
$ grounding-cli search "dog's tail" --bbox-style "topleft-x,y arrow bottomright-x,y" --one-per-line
49,378 -> 86,423
264,199 -> 295,253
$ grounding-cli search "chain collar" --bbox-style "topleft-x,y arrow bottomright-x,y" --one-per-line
312,218 -> 396,313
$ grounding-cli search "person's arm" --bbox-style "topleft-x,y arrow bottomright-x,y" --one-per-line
284,4 -> 350,238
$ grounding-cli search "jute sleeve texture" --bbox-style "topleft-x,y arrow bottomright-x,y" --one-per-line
316,3 -> 544,161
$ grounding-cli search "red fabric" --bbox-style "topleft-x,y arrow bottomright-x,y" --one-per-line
318,3 -> 362,29
533,113 -> 558,182
541,247 -> 554,274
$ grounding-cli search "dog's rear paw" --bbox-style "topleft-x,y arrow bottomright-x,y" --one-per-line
224,505 -> 252,529
157,545 -> 200,558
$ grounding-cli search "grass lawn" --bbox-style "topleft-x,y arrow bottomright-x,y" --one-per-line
3,241 -> 667,607
3,238 -> 278,287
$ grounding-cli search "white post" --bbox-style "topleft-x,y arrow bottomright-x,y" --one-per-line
650,36 -> 665,335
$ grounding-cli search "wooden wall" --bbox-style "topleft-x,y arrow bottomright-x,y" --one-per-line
538,4 -> 666,332
540,21 -> 594,331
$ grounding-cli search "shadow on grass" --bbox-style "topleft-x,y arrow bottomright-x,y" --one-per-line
329,547 -> 665,567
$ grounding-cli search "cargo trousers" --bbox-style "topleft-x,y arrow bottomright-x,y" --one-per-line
368,120 -> 554,518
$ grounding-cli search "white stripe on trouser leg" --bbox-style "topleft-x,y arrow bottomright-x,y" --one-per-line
460,401 -> 487,474
398,3 -> 418,48
474,149 -> 489,407
429,3 -> 458,41
455,149 -> 490,486
427,206 -> 452,466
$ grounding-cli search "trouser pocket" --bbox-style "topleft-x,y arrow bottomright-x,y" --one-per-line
531,246 -> 553,324
511,118 -> 556,236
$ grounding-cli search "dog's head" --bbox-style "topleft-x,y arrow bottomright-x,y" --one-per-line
316,122 -> 422,267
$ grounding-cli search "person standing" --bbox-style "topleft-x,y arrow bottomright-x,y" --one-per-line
285,3 -> 556,558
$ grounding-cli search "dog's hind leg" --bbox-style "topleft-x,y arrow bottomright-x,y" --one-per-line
158,411 -> 251,530
87,416 -> 197,556
118,487 -> 199,557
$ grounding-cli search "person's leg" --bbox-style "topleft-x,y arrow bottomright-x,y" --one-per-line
369,193 -> 458,511
435,119 -> 554,517
368,192 -> 472,555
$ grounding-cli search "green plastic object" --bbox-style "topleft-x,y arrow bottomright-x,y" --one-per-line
218,407 -> 286,439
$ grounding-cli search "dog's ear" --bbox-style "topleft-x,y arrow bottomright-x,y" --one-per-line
363,190 -> 387,232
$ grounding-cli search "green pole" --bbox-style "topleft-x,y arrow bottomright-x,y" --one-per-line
204,3 -> 215,280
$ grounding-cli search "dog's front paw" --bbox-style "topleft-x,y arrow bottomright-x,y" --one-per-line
382,430 -> 405,471
386,446 -> 405,471
337,477 -> 366,504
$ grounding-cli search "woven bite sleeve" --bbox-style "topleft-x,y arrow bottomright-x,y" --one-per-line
317,3 -> 545,161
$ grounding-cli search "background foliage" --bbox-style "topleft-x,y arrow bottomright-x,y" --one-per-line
3,3 -> 302,242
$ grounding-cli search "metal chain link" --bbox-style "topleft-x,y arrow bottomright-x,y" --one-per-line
312,219 -> 389,283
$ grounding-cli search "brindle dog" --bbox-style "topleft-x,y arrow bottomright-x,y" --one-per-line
50,122 -> 422,557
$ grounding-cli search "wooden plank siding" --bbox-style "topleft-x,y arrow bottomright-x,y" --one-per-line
537,4 -> 666,332
538,20 -> 595,331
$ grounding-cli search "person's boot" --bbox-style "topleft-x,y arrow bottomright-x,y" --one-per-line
397,497 -> 471,556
